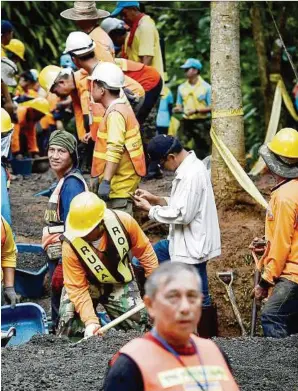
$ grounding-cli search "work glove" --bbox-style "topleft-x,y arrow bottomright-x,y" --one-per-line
84,323 -> 101,338
98,180 -> 111,201
4,287 -> 19,309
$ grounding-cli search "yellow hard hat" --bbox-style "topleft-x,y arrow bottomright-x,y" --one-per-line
65,192 -> 106,238
38,65 -> 62,93
5,39 -> 25,61
268,128 -> 298,158
1,108 -> 13,133
19,97 -> 50,115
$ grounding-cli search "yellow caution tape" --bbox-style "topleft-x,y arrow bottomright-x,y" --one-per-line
210,127 -> 268,209
269,73 -> 282,83
168,116 -> 180,137
212,107 -> 244,119
250,77 -> 297,176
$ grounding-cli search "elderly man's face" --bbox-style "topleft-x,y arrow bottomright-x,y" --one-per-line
145,271 -> 202,344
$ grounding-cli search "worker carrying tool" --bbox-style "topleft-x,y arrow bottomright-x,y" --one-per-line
57,191 -> 158,338
41,130 -> 88,331
1,109 -> 14,225
1,216 -> 19,309
111,1 -> 164,78
251,128 -> 298,338
11,97 -> 50,159
133,135 -> 221,312
89,62 -> 146,215
60,1 -> 114,62
173,58 -> 211,159
104,262 -> 239,391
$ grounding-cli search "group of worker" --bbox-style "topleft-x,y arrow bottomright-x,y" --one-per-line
1,1 -> 298,390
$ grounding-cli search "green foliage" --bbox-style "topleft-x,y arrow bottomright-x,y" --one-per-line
2,1 -> 298,160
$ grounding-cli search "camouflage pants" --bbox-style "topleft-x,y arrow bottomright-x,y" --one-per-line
57,279 -> 147,338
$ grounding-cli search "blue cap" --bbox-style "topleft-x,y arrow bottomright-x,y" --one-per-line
60,54 -> 77,71
180,58 -> 202,71
111,1 -> 140,17
1,20 -> 14,34
147,135 -> 182,163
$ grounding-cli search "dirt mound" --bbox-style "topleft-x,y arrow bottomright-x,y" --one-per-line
2,332 -> 298,390
17,252 -> 48,271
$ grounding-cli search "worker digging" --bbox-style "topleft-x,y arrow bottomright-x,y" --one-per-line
1,1 -> 298,391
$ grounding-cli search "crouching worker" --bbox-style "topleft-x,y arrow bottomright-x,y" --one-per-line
104,262 -> 239,391
252,128 -> 298,338
57,191 -> 158,338
1,216 -> 19,308
42,130 -> 88,331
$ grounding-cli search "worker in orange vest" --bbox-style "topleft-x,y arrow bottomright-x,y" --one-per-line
105,262 -> 239,391
89,62 -> 146,215
252,128 -> 298,338
11,97 -> 50,159
60,1 -> 114,63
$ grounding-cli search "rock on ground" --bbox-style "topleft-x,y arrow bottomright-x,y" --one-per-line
2,332 -> 298,391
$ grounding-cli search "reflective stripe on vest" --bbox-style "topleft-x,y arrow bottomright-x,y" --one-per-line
119,335 -> 239,391
91,99 -> 146,178
42,171 -> 87,250
64,210 -> 133,284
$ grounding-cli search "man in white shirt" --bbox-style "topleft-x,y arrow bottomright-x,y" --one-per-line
133,135 -> 221,306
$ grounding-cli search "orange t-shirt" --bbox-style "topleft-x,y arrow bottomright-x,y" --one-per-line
262,179 -> 298,285
62,210 -> 158,325
116,58 -> 161,92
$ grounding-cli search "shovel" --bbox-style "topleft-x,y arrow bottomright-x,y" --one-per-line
1,327 -> 16,347
73,302 -> 145,345
217,271 -> 247,336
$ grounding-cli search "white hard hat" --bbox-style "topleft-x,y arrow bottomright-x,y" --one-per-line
64,31 -> 96,57
1,58 -> 18,87
100,17 -> 125,34
89,62 -> 125,90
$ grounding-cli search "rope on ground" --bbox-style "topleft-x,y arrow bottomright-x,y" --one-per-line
210,127 -> 268,209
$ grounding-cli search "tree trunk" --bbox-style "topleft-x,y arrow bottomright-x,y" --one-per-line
210,1 -> 246,208
251,3 -> 272,128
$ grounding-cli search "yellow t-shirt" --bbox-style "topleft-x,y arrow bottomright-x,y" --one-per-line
1,217 -> 17,269
124,15 -> 164,78
101,110 -> 141,198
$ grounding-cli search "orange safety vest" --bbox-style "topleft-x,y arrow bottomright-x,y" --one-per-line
91,99 -> 146,178
119,335 -> 239,391
42,170 -> 87,252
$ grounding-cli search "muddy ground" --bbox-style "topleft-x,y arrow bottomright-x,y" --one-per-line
10,170 -> 269,337
2,331 -> 298,391
5,170 -> 298,390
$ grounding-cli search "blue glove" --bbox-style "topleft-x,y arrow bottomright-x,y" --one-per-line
98,180 -> 111,201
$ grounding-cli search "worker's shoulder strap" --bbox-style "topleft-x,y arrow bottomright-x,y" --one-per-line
104,209 -> 131,260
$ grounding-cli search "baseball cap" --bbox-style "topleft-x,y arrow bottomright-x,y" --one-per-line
180,58 -> 202,71
147,135 -> 182,163
101,17 -> 126,34
1,20 -> 14,34
111,1 -> 140,17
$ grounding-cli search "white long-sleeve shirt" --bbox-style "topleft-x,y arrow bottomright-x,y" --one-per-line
149,151 -> 221,264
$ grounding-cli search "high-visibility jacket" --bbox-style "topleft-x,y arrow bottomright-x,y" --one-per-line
63,209 -> 133,285
91,97 -> 146,179
115,58 -> 161,92
176,76 -> 211,120
71,69 -> 105,141
89,26 -> 115,63
11,106 -> 40,154
118,334 -> 239,391
42,170 -> 87,257
1,216 -> 17,269
262,179 -> 298,285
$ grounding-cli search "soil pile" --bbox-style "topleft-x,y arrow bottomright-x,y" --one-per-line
2,332 -> 298,391
17,253 -> 48,271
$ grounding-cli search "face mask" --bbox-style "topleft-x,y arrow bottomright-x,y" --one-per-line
1,131 -> 13,158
